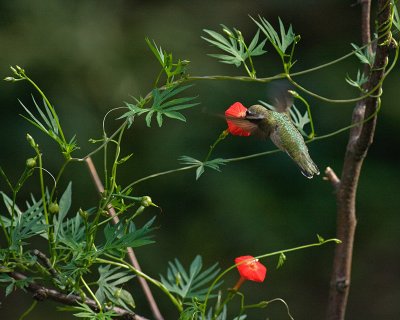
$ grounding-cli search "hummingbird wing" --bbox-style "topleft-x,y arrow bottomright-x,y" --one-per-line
273,89 -> 293,114
225,116 -> 260,135
264,81 -> 294,114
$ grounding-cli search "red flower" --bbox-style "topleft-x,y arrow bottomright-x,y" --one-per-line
225,102 -> 251,137
235,255 -> 267,283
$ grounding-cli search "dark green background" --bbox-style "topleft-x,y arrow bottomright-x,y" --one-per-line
0,1 -> 399,319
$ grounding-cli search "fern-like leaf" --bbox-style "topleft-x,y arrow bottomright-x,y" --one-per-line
160,255 -> 220,302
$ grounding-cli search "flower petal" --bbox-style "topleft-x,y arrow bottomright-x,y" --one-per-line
225,102 -> 251,136
235,255 -> 267,282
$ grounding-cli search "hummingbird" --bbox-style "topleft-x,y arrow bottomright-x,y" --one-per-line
226,103 -> 320,179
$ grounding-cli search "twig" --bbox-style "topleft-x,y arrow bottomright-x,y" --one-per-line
33,249 -> 58,277
8,272 -> 147,320
323,167 -> 341,191
85,157 -> 164,320
326,1 -> 392,319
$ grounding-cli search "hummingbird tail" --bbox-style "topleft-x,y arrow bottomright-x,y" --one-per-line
298,159 -> 320,179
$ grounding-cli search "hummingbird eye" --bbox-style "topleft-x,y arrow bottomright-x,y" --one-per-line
246,110 -> 253,116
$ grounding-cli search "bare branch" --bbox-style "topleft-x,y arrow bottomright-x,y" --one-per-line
85,157 -> 164,320
8,272 -> 148,320
326,1 -> 392,319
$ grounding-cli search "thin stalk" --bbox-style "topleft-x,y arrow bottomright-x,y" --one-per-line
36,150 -> 55,261
204,130 -> 229,162
80,275 -> 102,311
49,159 -> 71,201
18,300 -> 38,320
122,165 -> 198,192
72,122 -> 127,162
292,92 -> 315,139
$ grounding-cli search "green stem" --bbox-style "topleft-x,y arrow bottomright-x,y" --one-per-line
72,122 -> 127,162
18,300 -> 38,320
96,256 -> 183,312
36,149 -> 56,261
122,165 -> 198,192
80,275 -> 102,311
49,159 -> 71,201
290,92 -> 315,139
225,149 -> 281,162
187,73 -> 286,83
89,123 -> 127,249
204,130 -> 229,162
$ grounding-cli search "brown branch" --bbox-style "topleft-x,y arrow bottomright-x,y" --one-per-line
85,157 -> 164,320
8,272 -> 148,320
324,167 -> 341,191
326,1 -> 392,319
33,249 -> 58,277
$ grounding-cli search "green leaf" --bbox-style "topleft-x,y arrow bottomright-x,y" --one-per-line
317,234 -> 325,243
179,156 -> 227,180
70,302 -> 118,319
251,16 -> 296,56
351,43 -> 375,67
160,255 -> 221,302
19,95 -> 65,147
394,4 -> 400,32
163,111 -> 186,122
345,69 -> 368,91
0,274 -> 35,296
145,38 -> 190,82
120,84 -> 198,127
195,166 -> 205,180
1,192 -> 47,250
100,217 -> 156,255
277,252 -> 286,269
202,25 -> 266,68
95,265 -> 136,311
56,210 -> 87,250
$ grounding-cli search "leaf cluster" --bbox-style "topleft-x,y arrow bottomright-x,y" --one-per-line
179,156 -> 227,180
0,182 -> 156,314
203,17 -> 299,75
160,255 -> 221,304
146,38 -> 190,85
121,83 -> 199,127
202,25 -> 266,76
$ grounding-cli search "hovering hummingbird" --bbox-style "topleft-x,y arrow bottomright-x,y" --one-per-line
225,102 -> 320,179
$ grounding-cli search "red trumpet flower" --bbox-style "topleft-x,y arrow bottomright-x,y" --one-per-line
233,255 -> 267,290
225,102 -> 251,137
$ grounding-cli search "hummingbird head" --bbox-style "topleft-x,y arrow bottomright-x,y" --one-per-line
246,105 -> 268,120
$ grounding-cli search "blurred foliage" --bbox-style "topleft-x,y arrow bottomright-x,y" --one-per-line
0,1 -> 399,319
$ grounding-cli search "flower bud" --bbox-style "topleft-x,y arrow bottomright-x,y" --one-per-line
79,208 -> 88,220
288,90 -> 299,98
16,65 -> 24,73
141,196 -> 153,207
26,157 -> 37,168
4,77 -> 16,82
26,134 -> 37,148
48,202 -> 59,214
10,66 -> 17,74
222,28 -> 233,37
